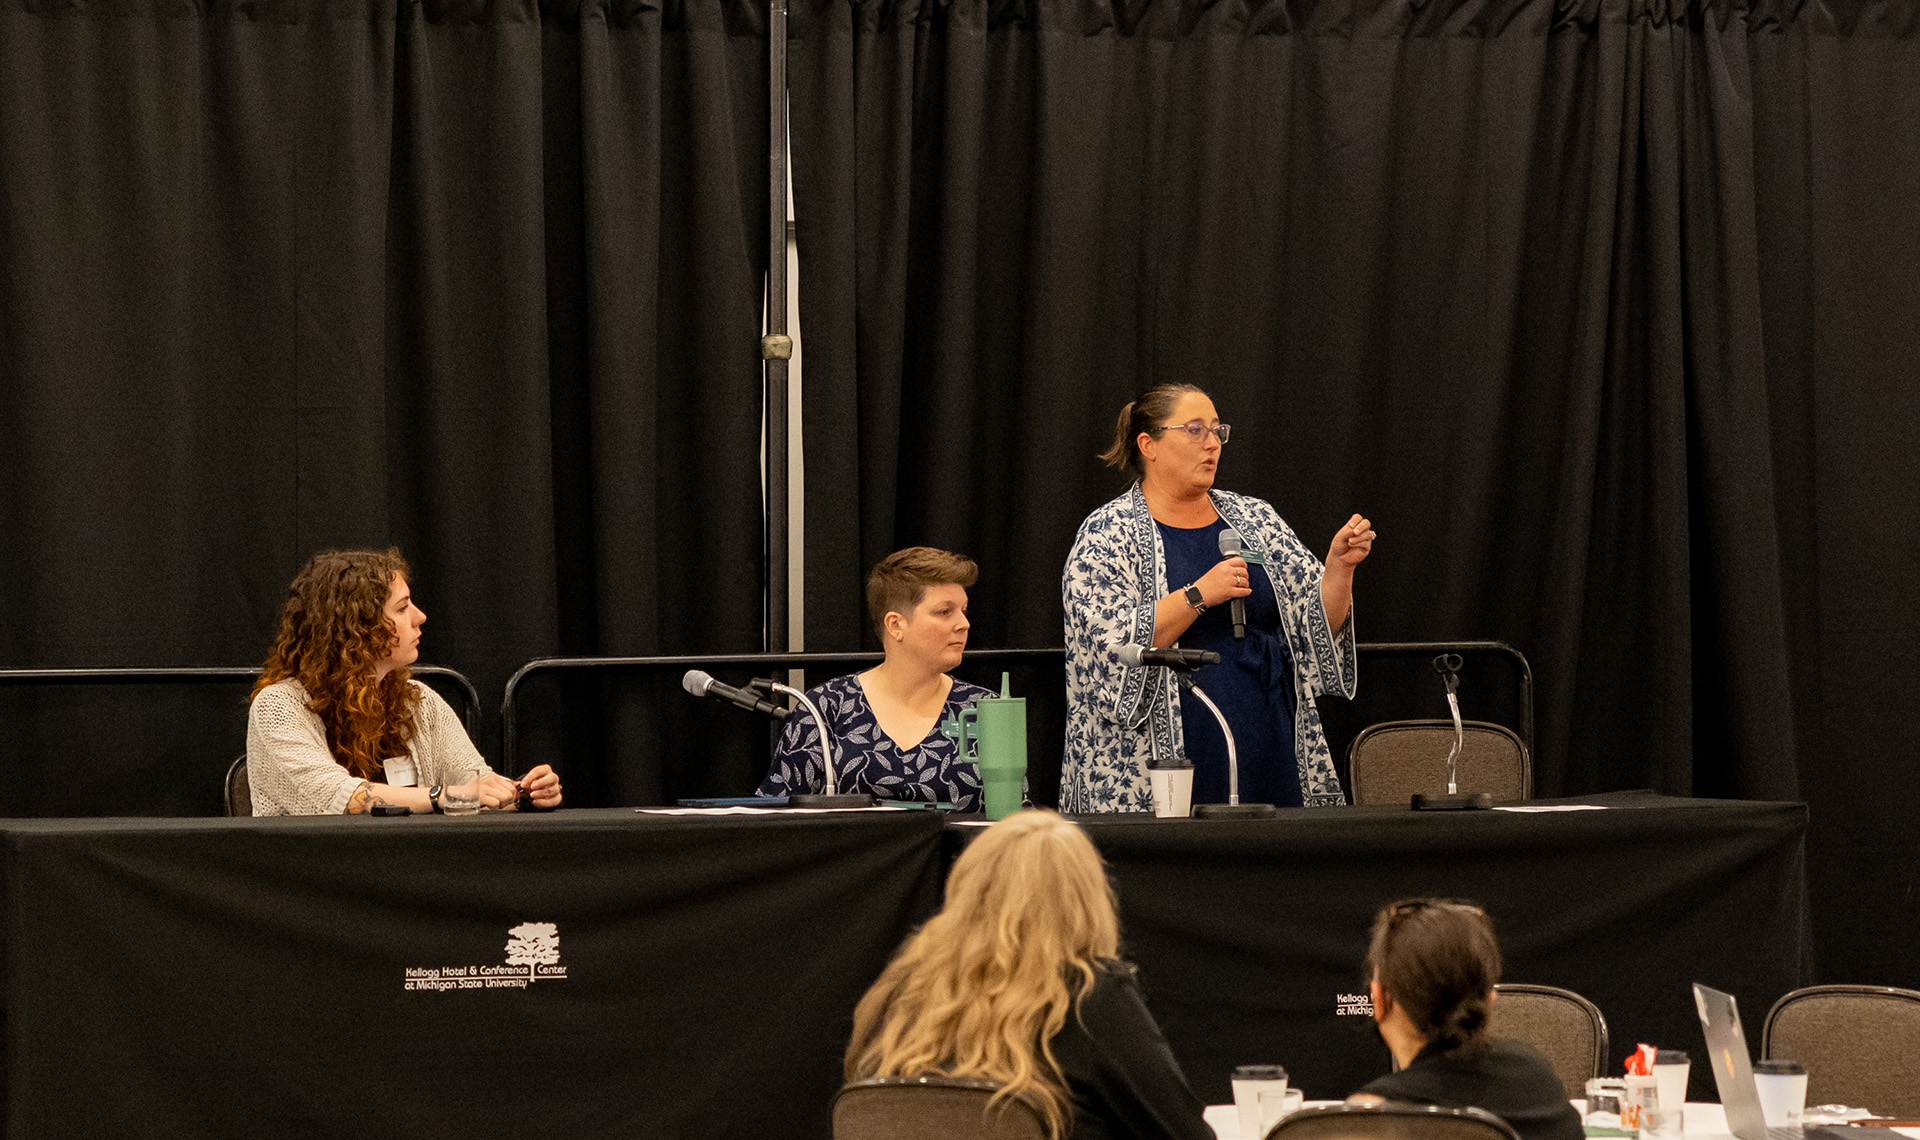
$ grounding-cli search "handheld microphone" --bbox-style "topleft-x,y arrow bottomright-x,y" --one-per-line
682,670 -> 787,718
1218,528 -> 1247,640
1117,644 -> 1221,671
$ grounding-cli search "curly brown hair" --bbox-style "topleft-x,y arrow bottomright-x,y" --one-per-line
253,548 -> 421,780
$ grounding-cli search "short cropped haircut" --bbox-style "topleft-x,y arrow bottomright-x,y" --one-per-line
866,547 -> 979,639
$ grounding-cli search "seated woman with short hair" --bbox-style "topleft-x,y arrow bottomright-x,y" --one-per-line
847,809 -> 1213,1140
758,546 -> 995,809
247,548 -> 561,815
1350,898 -> 1582,1140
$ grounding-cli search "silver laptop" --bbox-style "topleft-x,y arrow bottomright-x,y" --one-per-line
1692,983 -> 1852,1140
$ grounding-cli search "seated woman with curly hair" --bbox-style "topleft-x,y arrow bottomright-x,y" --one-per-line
1350,898 -> 1582,1140
247,548 -> 561,815
846,809 -> 1211,1140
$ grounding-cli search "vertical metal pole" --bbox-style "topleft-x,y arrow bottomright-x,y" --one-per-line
763,0 -> 792,653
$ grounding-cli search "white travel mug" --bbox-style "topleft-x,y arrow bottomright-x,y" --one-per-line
1231,1065 -> 1288,1139
1753,1060 -> 1808,1127
1653,1049 -> 1690,1135
1148,760 -> 1194,818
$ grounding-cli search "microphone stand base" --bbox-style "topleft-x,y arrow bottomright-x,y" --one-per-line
1192,802 -> 1278,820
786,793 -> 876,809
1410,793 -> 1494,811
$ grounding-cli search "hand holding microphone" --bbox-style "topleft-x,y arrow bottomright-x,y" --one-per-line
1217,528 -> 1249,639
1195,551 -> 1253,610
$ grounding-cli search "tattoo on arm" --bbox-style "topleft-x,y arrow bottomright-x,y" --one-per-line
345,782 -> 388,815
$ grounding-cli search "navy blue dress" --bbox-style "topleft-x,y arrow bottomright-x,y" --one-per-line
1156,518 -> 1302,808
757,673 -> 996,810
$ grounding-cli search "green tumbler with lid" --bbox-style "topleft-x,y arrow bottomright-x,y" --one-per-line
956,673 -> 1027,820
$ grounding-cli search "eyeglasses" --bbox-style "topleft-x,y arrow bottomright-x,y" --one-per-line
1150,420 -> 1231,444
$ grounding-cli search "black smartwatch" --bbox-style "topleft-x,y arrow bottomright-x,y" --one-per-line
427,785 -> 444,813
1183,584 -> 1208,614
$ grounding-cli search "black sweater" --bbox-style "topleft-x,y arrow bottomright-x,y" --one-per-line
1356,1038 -> 1584,1140
1046,963 -> 1215,1140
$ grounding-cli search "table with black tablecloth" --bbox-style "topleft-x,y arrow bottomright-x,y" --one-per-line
0,808 -> 946,1140
947,792 -> 1810,1105
0,793 -> 1806,1139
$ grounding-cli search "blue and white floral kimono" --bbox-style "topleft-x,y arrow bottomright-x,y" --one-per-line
1061,483 -> 1356,811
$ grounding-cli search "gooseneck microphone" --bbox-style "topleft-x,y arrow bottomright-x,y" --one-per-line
1409,653 -> 1491,810
1119,644 -> 1273,818
681,670 -> 786,717
745,678 -> 873,808
1179,671 -> 1277,820
1218,528 -> 1247,639
1117,644 -> 1221,671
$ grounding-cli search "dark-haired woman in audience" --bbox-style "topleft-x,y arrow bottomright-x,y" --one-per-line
1349,898 -> 1582,1140
759,547 -> 996,809
247,549 -> 562,815
847,809 -> 1213,1140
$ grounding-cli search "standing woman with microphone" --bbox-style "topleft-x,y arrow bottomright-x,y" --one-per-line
1060,385 -> 1374,813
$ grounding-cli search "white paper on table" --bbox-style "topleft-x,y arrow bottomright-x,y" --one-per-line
634,806 -> 877,816
1204,1101 -> 1344,1140
1210,1100 -> 1803,1140
1493,804 -> 1609,813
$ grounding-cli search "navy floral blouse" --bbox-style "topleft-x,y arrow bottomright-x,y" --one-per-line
757,672 -> 996,810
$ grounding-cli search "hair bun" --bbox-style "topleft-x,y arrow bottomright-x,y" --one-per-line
1438,996 -> 1489,1048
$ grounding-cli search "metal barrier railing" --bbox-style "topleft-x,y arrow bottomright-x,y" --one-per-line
499,648 -> 1062,776
496,641 -> 1530,779
1348,641 -> 1533,755
0,665 -> 484,734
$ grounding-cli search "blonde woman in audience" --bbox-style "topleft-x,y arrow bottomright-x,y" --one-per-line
847,809 -> 1212,1140
247,548 -> 561,815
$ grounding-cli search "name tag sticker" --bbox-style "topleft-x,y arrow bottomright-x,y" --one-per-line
385,757 -> 419,787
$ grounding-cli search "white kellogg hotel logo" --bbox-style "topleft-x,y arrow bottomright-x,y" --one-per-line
404,922 -> 570,992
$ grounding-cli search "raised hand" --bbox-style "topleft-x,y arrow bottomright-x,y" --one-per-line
1328,514 -> 1375,570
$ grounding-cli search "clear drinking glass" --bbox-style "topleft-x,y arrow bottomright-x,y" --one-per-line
1256,1088 -> 1301,1134
1583,1078 -> 1627,1131
440,770 -> 483,815
1639,1081 -> 1681,1140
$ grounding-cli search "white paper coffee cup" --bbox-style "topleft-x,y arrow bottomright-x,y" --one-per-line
1231,1065 -> 1287,1139
1754,1061 -> 1807,1127
1149,764 -> 1193,818
1653,1049 -> 1690,1134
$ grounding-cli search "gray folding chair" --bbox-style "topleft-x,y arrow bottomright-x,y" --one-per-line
834,1076 -> 1047,1140
1347,720 -> 1530,805
1489,983 -> 1610,1100
1265,1102 -> 1520,1140
224,756 -> 251,817
1761,984 -> 1920,1117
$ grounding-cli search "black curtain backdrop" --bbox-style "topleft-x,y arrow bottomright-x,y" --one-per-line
0,0 -> 770,810
787,0 -> 1920,989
